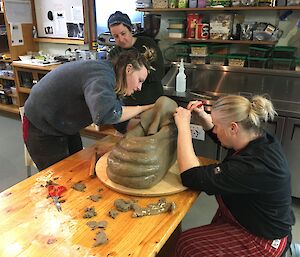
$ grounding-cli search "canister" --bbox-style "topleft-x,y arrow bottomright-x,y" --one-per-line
178,0 -> 188,7
189,0 -> 198,7
186,13 -> 202,38
169,0 -> 178,7
196,23 -> 209,40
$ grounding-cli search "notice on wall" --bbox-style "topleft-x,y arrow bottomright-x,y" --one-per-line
10,23 -> 24,46
34,0 -> 84,39
5,0 -> 32,24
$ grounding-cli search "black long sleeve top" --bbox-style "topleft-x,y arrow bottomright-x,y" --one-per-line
181,130 -> 294,240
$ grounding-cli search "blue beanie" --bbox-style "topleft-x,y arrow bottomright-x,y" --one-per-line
108,11 -> 133,30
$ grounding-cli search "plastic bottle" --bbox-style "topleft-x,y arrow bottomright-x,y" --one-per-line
176,58 -> 186,93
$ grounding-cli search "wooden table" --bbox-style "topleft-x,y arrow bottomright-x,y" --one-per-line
0,136 -> 217,257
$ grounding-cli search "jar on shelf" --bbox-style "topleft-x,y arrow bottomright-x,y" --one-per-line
169,0 -> 178,8
152,0 -> 168,8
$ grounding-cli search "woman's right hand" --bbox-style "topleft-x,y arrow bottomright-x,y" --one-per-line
187,100 -> 205,115
186,100 -> 213,131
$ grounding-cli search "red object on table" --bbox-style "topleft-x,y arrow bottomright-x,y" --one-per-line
47,185 -> 66,211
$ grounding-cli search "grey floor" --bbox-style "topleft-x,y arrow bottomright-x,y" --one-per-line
0,113 -> 299,242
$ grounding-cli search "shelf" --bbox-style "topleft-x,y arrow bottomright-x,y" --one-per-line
33,37 -> 85,45
165,38 -> 277,44
137,6 -> 300,12
18,87 -> 31,94
0,59 -> 12,63
0,103 -> 19,114
81,124 -> 123,139
0,76 -> 15,81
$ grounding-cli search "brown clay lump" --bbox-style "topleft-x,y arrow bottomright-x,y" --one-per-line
83,207 -> 97,218
72,182 -> 86,192
132,198 -> 176,218
88,195 -> 102,202
114,199 -> 136,212
107,96 -> 178,189
108,209 -> 119,219
93,230 -> 108,247
86,220 -> 108,230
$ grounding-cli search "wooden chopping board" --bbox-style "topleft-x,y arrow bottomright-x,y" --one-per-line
96,152 -> 187,197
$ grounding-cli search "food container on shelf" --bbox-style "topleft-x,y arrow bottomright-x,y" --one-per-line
247,57 -> 268,68
168,19 -> 186,29
249,46 -> 272,58
186,13 -> 202,38
208,54 -> 227,66
271,58 -> 293,70
169,0 -> 178,7
191,44 -> 208,56
228,54 -> 247,67
167,28 -> 185,38
271,46 -> 297,58
152,0 -> 168,8
209,14 -> 233,40
189,54 -> 207,64
209,44 -> 230,55
295,58 -> 300,71
174,43 -> 190,54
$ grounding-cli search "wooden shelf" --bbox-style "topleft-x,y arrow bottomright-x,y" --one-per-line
137,6 -> 300,12
33,37 -> 85,45
0,75 -> 15,81
0,58 -> 12,63
18,87 -> 31,94
0,103 -> 19,114
81,124 -> 123,139
165,38 -> 277,44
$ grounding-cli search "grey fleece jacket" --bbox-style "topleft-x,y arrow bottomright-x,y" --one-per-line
24,60 -> 123,136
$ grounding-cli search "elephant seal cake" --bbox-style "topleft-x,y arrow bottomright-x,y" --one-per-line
106,96 -> 178,189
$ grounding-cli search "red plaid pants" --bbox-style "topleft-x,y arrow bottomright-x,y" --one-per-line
174,195 -> 287,257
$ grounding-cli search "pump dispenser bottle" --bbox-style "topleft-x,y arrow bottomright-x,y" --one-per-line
176,58 -> 186,93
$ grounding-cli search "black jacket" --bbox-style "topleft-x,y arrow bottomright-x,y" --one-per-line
181,130 -> 294,240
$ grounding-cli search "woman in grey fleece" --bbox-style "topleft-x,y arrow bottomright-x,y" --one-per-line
23,49 -> 153,171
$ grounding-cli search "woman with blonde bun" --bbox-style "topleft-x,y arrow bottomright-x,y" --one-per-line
173,95 -> 294,257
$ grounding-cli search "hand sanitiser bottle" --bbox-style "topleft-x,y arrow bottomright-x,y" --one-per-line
176,58 -> 186,93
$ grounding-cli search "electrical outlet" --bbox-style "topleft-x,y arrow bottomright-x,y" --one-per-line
190,124 -> 205,140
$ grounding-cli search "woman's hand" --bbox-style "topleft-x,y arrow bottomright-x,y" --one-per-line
174,107 -> 191,131
187,100 -> 213,131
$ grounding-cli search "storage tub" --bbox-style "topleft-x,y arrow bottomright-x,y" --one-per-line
228,54 -> 247,67
271,46 -> 297,58
209,44 -> 230,55
189,54 -> 207,64
168,19 -> 185,29
295,58 -> 300,71
191,44 -> 208,56
248,57 -> 268,68
208,54 -> 227,66
249,46 -> 272,58
174,43 -> 190,55
271,58 -> 293,70
167,28 -> 185,38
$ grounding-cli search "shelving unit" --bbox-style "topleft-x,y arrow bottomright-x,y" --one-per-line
137,7 -> 300,46
137,6 -> 300,12
0,1 -> 38,115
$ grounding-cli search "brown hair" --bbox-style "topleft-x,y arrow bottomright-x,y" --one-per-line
212,95 -> 277,133
113,49 -> 150,96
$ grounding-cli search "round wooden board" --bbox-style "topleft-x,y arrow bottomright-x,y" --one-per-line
96,152 -> 187,197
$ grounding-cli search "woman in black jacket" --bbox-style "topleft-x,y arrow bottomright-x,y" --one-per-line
173,95 -> 294,257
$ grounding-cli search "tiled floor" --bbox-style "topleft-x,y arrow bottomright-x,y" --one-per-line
0,113 -> 299,243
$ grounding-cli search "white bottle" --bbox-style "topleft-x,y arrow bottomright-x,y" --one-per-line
176,58 -> 186,93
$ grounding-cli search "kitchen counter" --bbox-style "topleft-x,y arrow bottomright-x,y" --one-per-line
163,88 -> 300,119
0,135 -> 217,256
